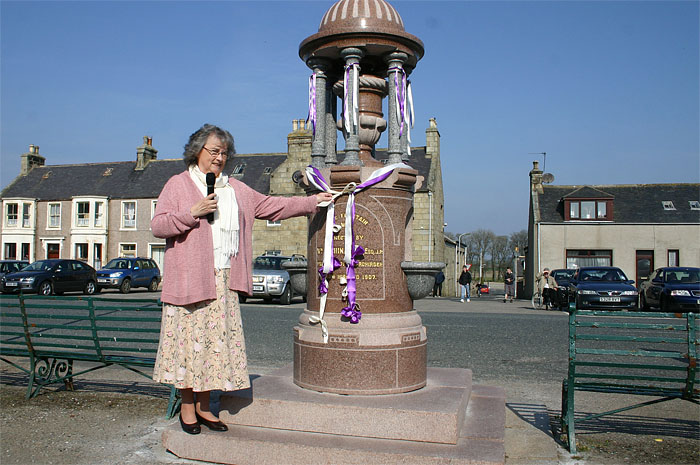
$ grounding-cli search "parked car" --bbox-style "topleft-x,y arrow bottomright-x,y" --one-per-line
2,259 -> 97,295
568,266 -> 638,310
638,267 -> 700,312
96,257 -> 161,293
0,260 -> 29,281
551,268 -> 576,309
245,254 -> 305,305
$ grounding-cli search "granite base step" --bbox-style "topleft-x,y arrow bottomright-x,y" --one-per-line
162,367 -> 505,465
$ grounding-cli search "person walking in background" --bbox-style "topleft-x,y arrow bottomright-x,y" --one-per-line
151,124 -> 331,435
433,270 -> 445,297
458,265 -> 472,303
504,267 -> 515,303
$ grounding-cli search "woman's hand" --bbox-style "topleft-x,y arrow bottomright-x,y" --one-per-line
316,192 -> 333,205
190,193 -> 217,218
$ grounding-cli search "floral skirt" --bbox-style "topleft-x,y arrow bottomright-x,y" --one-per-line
152,269 -> 250,392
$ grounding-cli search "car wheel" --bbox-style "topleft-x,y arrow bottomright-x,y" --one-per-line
280,284 -> 292,305
84,280 -> 96,295
239,294 -> 247,303
640,293 -> 650,310
148,278 -> 159,292
660,295 -> 669,313
120,278 -> 131,294
38,281 -> 53,296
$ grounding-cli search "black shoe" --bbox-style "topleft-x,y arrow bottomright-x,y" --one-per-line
196,412 -> 228,432
179,414 -> 201,435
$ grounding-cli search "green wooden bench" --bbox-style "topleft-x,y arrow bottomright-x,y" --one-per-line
561,304 -> 699,453
0,294 -> 179,418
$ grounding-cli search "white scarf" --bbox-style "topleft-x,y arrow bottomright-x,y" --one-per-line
189,165 -> 239,269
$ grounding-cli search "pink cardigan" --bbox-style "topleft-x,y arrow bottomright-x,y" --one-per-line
151,171 -> 318,305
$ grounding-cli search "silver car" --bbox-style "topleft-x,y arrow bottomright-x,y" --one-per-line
245,255 -> 305,305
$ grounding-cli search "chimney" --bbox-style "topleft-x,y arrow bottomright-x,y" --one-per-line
20,145 -> 46,175
135,136 -> 158,170
530,160 -> 544,193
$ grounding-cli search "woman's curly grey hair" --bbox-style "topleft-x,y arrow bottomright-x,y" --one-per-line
183,124 -> 236,168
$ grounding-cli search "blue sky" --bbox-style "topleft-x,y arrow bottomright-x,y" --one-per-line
2,0 -> 698,236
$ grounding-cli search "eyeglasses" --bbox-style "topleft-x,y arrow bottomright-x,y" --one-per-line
202,146 -> 228,159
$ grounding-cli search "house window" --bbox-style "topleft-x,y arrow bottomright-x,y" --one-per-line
232,163 -> 246,175
6,203 -> 18,227
267,220 -> 281,227
77,202 -> 90,227
668,250 -> 679,267
566,249 -> 612,268
122,201 -> 136,229
690,201 -> 700,210
151,200 -> 158,220
94,202 -> 104,227
75,243 -> 88,261
567,200 -> 609,220
21,243 -> 30,261
4,243 -> 17,259
48,203 -> 61,228
662,201 -> 675,210
263,167 -> 272,175
22,204 -> 31,228
120,243 -> 136,257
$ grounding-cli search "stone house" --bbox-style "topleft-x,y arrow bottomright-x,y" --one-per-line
525,160 -> 700,297
1,119 -> 454,295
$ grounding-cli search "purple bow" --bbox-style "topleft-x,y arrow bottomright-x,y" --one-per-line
318,256 -> 341,294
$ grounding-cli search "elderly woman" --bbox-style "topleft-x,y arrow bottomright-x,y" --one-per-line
536,268 -> 559,310
152,124 -> 331,434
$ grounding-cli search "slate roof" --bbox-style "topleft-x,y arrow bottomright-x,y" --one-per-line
1,147 -> 432,200
537,183 -> 700,224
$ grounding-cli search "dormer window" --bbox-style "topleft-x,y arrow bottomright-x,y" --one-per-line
688,200 -> 699,210
567,200 -> 610,220
263,167 -> 272,175
232,163 -> 246,175
662,201 -> 675,210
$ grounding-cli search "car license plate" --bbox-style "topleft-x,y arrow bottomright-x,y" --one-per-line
5,282 -> 17,287
98,279 -> 108,283
253,285 -> 263,291
599,296 -> 620,302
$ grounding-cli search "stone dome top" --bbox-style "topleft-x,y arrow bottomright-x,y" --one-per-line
299,0 -> 424,68
319,0 -> 406,34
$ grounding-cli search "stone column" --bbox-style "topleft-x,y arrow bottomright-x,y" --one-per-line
325,94 -> 338,165
339,47 -> 363,166
385,52 -> 407,165
308,58 -> 330,168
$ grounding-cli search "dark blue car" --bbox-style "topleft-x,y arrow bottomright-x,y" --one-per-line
568,266 -> 638,310
1,259 -> 97,295
638,267 -> 700,312
96,257 -> 161,294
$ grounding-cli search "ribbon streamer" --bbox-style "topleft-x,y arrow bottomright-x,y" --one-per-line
389,66 -> 415,156
307,73 -> 317,136
305,163 -> 410,342
343,63 -> 359,133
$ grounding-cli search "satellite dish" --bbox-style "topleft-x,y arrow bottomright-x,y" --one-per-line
541,173 -> 555,184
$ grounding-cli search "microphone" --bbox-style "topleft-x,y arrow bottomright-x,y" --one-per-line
206,172 -> 216,223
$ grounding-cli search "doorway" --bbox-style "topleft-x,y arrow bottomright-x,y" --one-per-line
635,250 -> 654,286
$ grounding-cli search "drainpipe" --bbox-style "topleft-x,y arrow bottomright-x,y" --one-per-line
428,191 -> 433,262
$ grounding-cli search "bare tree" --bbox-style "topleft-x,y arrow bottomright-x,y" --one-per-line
468,229 -> 495,281
509,230 -> 528,256
490,235 -> 510,279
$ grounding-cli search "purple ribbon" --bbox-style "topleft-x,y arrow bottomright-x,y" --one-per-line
305,163 -> 409,325
307,73 -> 317,136
318,256 -> 341,294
